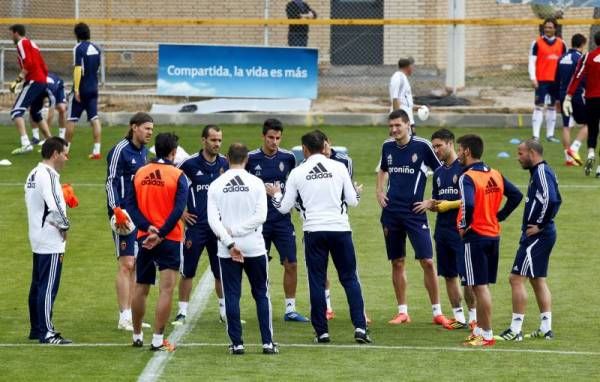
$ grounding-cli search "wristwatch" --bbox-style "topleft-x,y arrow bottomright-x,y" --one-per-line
227,242 -> 235,250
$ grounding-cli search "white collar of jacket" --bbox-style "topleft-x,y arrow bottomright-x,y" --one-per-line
305,153 -> 326,162
39,162 -> 59,177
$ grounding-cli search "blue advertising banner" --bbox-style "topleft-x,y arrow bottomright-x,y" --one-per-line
157,44 -> 319,99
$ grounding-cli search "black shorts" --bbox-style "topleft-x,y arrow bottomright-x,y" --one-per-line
136,238 -> 182,285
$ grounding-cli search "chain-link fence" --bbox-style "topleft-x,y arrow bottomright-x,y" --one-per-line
1,0 -> 599,111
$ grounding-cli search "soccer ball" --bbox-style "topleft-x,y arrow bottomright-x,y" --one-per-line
110,210 -> 136,236
417,105 -> 430,121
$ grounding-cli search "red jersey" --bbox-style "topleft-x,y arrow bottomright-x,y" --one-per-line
16,37 -> 48,83
567,47 -> 600,99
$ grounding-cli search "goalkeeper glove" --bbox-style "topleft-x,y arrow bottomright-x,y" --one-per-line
562,95 -> 573,117
113,207 -> 130,226
9,76 -> 22,94
61,183 -> 79,208
436,200 -> 461,213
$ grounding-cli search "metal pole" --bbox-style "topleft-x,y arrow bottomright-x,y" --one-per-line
75,0 -> 80,19
264,0 -> 270,46
445,0 -> 465,93
0,47 -> 4,88
100,48 -> 106,88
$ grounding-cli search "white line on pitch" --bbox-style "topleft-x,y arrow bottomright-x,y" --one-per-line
137,270 -> 214,382
0,182 -> 599,190
1,341 -> 598,357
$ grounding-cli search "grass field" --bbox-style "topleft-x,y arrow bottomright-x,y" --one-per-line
0,123 -> 599,381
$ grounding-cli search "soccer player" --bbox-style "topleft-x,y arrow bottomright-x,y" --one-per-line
25,137 -> 71,344
376,109 -> 449,326
456,134 -> 523,346
556,33 -> 588,167
564,31 -> 600,176
321,136 -> 353,320
389,58 -> 416,132
414,129 -> 477,330
127,132 -> 188,351
172,125 -> 229,325
8,24 -> 51,155
45,72 -> 68,140
207,143 -> 277,355
246,119 -> 309,322
65,22 -> 102,159
268,130 -> 370,344
106,112 -> 154,331
528,18 -> 566,143
497,139 -> 561,341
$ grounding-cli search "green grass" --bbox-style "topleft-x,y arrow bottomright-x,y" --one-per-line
0,124 -> 599,381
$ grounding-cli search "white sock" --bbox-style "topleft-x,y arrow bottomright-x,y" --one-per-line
510,313 -> 525,333
398,304 -> 408,314
285,298 -> 296,314
20,135 -> 31,147
32,128 -> 40,140
132,332 -> 143,342
570,140 -> 582,152
589,148 -> 595,158
93,143 -> 101,155
59,128 -> 66,139
152,334 -> 163,348
432,304 -> 442,317
468,308 -> 477,323
325,289 -> 332,310
532,107 -> 544,138
218,298 -> 226,318
545,108 -> 557,137
540,312 -> 552,333
452,307 -> 466,324
473,325 -> 482,336
482,329 -> 493,341
564,150 -> 572,161
119,309 -> 132,322
178,301 -> 188,316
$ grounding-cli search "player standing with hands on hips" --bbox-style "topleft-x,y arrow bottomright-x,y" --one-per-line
267,130 -> 370,344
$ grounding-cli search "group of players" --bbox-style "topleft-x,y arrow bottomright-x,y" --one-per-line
7,23 -> 102,158
23,20 -> 598,352
527,18 -> 600,176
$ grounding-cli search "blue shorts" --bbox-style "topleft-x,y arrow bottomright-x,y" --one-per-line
11,80 -> 47,122
463,238 -> 499,286
182,228 -> 219,279
67,90 -> 98,122
136,238 -> 182,285
512,231 -> 556,278
381,210 -> 433,260
434,229 -> 463,279
535,81 -> 558,106
263,220 -> 297,264
560,94 -> 586,127
112,230 -> 138,257
47,82 -> 66,108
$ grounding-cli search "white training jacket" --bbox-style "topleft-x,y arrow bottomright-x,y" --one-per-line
24,162 -> 69,254
272,153 -> 360,232
389,70 -> 415,125
207,168 -> 267,259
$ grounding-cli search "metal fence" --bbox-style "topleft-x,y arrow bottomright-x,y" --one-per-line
1,0 -> 599,109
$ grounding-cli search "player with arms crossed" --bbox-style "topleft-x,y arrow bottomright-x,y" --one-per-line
529,18 -> 566,143
414,129 -> 477,330
456,134 -> 522,346
246,119 -> 309,322
377,109 -> 450,326
556,33 -> 588,167
268,130 -> 370,344
65,22 -> 102,159
496,139 -> 561,341
106,112 -> 154,331
208,143 -> 277,355
172,125 -> 229,325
